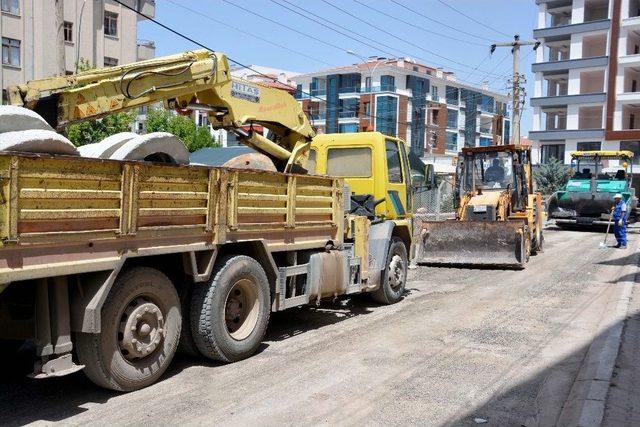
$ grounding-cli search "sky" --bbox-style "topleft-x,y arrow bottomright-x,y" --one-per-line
138,0 -> 539,135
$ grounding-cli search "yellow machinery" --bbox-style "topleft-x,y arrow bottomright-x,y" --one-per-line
419,144 -> 543,268
1,49 -> 419,390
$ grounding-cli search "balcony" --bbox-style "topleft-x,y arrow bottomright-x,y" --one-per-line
532,56 -> 608,74
338,111 -> 358,119
137,0 -> 156,20
622,105 -> 640,130
530,93 -> 606,107
533,19 -> 610,40
136,39 -> 155,61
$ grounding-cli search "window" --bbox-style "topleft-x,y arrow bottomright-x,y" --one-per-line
541,144 -> 565,163
479,137 -> 492,147
1,0 -> 19,15
104,11 -> 118,37
363,101 -> 371,117
197,113 -> 209,128
577,141 -> 601,151
327,147 -> 372,177
445,131 -> 458,151
620,141 -> 640,165
64,21 -> 73,43
446,86 -> 459,105
446,109 -> 458,129
375,96 -> 398,136
380,75 -> 395,91
339,123 -> 358,133
2,37 -> 20,67
307,149 -> 317,174
385,140 -> 403,183
104,56 -> 118,67
365,76 -> 372,90
432,86 -> 438,100
339,98 -> 359,118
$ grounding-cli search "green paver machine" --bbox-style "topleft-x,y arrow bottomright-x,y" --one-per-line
548,150 -> 638,226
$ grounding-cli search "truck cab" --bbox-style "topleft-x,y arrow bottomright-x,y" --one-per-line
309,132 -> 413,220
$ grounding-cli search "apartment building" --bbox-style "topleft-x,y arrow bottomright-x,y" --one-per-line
0,0 -> 156,99
294,58 -> 511,168
531,0 -> 640,165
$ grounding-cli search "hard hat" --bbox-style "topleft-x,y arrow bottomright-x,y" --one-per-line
614,193 -> 623,199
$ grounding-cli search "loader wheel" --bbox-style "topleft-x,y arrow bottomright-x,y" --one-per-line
76,267 -> 181,391
371,238 -> 408,305
190,255 -> 271,363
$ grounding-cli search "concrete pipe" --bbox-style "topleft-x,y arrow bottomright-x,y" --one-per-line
0,105 -> 54,133
0,129 -> 79,156
109,132 -> 190,164
78,132 -> 138,158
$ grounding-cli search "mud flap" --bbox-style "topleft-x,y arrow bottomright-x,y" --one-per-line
419,221 -> 526,269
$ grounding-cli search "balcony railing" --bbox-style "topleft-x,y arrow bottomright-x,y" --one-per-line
338,111 -> 358,119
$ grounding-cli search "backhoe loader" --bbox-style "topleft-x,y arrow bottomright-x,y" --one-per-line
418,144 -> 543,268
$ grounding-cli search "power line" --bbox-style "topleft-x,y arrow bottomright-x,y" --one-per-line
434,0 -> 512,38
350,0 -> 486,47
389,0 -> 496,43
268,0 -> 504,80
111,0 -> 508,138
320,0 -> 500,76
163,0 -> 335,67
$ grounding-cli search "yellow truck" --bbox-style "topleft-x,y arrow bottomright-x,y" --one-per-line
0,50 -> 423,390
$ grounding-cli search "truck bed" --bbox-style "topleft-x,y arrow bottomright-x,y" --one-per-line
0,153 -> 343,283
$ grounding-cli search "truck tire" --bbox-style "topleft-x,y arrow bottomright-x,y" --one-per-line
75,267 -> 181,391
371,237 -> 408,305
178,284 -> 201,357
190,255 -> 270,363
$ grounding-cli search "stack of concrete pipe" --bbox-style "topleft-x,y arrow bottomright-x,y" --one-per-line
0,106 -> 189,164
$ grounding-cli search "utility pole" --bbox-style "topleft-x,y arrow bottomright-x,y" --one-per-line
491,35 -> 539,144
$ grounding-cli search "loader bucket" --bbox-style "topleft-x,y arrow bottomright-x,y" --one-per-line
418,220 -> 526,269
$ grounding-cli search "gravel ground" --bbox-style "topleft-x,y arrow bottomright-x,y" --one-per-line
0,224 -> 638,426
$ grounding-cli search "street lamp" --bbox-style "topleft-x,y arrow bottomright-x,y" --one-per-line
347,50 -> 382,131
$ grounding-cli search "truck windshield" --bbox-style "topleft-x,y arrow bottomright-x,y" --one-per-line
572,157 -> 629,181
471,151 -> 513,189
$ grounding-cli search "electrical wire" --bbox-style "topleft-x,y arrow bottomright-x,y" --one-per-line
112,0 -> 508,139
319,0 -> 501,76
434,0 -> 512,38
264,0 -> 504,80
163,0 -> 335,67
389,0 -> 496,43
350,0 -> 486,47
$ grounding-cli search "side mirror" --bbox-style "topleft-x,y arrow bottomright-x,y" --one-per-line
424,164 -> 436,190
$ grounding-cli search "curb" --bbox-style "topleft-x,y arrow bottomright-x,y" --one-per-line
562,243 -> 639,426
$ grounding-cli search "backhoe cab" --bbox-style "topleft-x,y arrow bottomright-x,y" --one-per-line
417,145 -> 544,269
548,150 -> 638,226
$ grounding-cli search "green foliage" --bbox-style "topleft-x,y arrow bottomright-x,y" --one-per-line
145,108 -> 219,152
533,157 -> 570,195
66,57 -> 137,147
67,110 -> 137,147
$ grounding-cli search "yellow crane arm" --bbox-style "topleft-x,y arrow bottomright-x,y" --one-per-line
6,49 -> 315,172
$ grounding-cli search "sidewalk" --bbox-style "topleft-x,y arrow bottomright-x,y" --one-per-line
602,265 -> 640,426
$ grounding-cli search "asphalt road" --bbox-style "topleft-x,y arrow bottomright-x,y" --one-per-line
1,225 -> 639,426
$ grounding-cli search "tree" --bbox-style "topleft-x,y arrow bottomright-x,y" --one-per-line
533,157 -> 570,195
66,58 -> 137,147
145,108 -> 219,152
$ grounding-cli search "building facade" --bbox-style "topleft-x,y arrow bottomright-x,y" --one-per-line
531,0 -> 640,165
294,58 -> 510,169
0,0 -> 156,98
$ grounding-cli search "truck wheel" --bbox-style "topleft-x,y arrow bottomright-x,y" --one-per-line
76,267 -> 181,391
190,255 -> 270,363
371,237 -> 408,305
177,284 -> 201,357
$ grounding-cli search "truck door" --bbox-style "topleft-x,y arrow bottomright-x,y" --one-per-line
385,139 -> 408,219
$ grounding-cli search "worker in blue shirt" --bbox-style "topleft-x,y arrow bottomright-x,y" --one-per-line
612,193 -> 628,249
